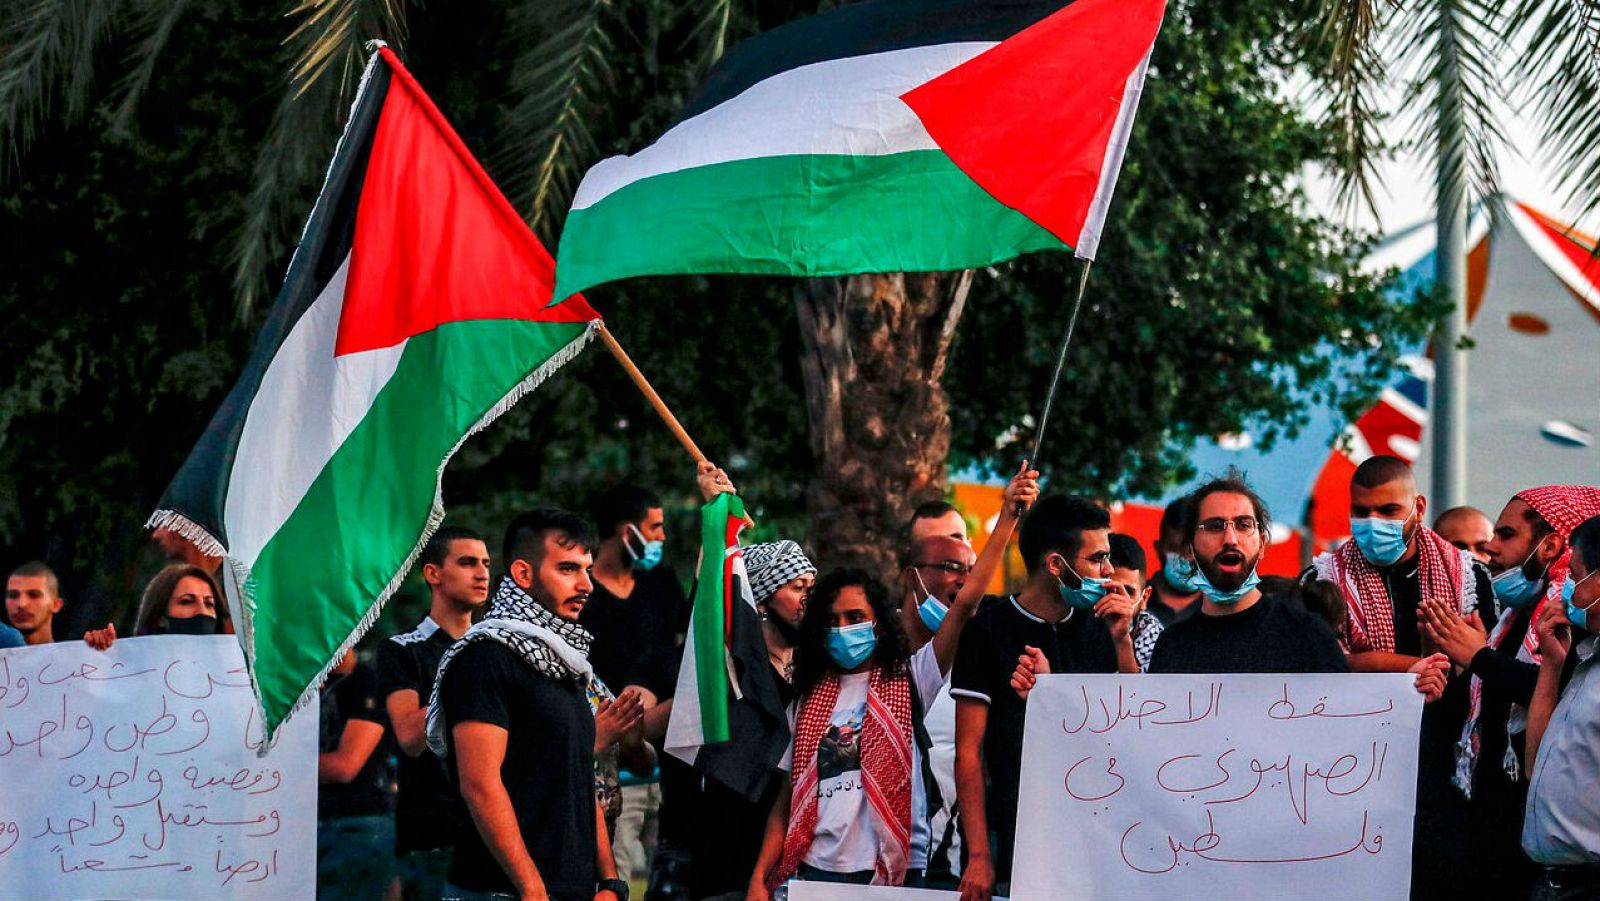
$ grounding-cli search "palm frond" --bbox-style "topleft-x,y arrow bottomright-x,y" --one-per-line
494,0 -> 616,242
107,0 -> 189,133
1309,0 -> 1393,214
227,0 -> 406,314
284,0 -> 405,98
1502,0 -> 1600,219
676,0 -> 733,71
0,0 -> 127,174
1389,0 -> 1509,208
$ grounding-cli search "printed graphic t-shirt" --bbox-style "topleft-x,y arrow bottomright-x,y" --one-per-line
780,642 -> 944,873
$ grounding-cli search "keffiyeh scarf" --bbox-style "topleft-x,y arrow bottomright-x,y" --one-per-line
744,540 -> 817,605
1315,525 -> 1471,653
1455,484 -> 1600,797
772,665 -> 914,888
425,575 -> 612,757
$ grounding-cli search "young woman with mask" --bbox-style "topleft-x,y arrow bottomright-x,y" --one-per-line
83,563 -> 229,649
746,569 -> 951,899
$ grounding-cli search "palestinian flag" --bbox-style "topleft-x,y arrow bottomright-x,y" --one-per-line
552,0 -> 1166,301
665,493 -> 789,802
148,47 -> 599,740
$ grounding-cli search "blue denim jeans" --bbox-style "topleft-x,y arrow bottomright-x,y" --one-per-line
317,814 -> 397,901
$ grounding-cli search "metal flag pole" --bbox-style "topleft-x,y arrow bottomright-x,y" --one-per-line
1017,259 -> 1093,515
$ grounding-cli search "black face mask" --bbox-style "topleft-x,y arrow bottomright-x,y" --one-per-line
161,614 -> 219,636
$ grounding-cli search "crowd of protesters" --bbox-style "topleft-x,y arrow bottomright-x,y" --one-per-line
6,455 -> 1600,901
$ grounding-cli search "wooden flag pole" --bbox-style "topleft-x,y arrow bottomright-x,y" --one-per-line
597,322 -> 708,464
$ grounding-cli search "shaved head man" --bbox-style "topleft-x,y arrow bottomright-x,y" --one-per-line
909,501 -> 969,546
1434,506 -> 1494,566
6,561 -> 63,646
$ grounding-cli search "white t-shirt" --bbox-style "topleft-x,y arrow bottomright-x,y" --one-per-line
780,642 -> 945,873
924,682 -> 961,875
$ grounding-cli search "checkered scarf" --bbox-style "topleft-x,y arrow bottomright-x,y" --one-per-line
1322,526 -> 1467,653
772,665 -> 914,888
744,540 -> 816,605
425,575 -> 609,756
1455,485 -> 1600,797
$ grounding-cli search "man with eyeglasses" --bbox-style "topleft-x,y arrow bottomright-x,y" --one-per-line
951,493 -> 1137,901
894,463 -> 1036,889
1143,474 -> 1350,675
1304,454 -> 1487,901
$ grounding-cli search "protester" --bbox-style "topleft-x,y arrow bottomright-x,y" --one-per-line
898,463 -> 1039,888
1107,533 -> 1164,672
379,526 -> 490,901
1521,513 -> 1600,901
747,564 -> 975,896
1304,455 -> 1490,901
426,509 -> 626,901
81,563 -> 230,649
5,561 -> 64,646
950,493 -> 1138,901
1434,505 -> 1495,565
655,461 -> 813,901
582,484 -> 687,880
1147,496 -> 1202,625
318,647 -> 398,901
909,500 -> 969,545
1431,486 -> 1600,901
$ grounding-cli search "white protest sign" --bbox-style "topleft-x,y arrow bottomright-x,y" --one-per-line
0,635 -> 316,901
1010,674 -> 1421,901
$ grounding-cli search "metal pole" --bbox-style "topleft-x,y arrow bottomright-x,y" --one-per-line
1431,13 -> 1469,510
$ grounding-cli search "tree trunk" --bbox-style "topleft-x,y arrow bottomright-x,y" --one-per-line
795,271 -> 973,581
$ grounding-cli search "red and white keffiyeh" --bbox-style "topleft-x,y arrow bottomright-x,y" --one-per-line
1319,525 -> 1468,653
771,665 -> 914,888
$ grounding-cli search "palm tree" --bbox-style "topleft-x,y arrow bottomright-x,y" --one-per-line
1313,0 -> 1600,507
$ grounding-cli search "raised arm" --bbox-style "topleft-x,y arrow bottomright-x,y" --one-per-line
932,462 -> 1038,675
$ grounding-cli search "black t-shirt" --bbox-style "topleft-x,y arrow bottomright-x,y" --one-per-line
579,566 -> 689,697
438,641 -> 597,899
318,661 -> 395,820
377,617 -> 469,853
1147,573 -> 1200,628
1147,592 -> 1351,674
950,595 -> 1121,880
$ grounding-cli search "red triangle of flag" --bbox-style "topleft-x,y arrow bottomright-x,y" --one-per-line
337,48 -> 597,357
901,0 -> 1166,254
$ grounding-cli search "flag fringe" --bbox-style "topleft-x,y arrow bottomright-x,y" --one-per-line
141,510 -> 227,559
250,319 -> 601,751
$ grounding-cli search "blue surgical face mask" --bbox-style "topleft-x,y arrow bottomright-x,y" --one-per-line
1350,505 -> 1416,566
1191,556 -> 1262,606
1563,571 -> 1597,631
1492,538 -> 1551,608
912,570 -> 948,633
1056,556 -> 1109,610
826,621 -> 878,669
1163,553 -> 1201,593
625,524 -> 664,572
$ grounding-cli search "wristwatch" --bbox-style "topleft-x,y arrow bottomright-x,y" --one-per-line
597,877 -> 630,901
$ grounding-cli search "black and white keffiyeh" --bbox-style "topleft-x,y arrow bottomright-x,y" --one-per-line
743,540 -> 816,606
425,575 -> 610,756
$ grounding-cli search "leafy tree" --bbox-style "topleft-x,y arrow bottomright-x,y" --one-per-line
1,0 -> 1437,624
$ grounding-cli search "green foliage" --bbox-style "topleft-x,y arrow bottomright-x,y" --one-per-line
0,0 -> 1437,633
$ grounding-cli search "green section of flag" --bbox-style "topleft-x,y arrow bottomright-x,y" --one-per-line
554,150 -> 1067,301
691,492 -> 747,745
245,317 -> 591,730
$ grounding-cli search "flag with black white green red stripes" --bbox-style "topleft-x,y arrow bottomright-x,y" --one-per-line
148,47 -> 599,742
553,0 -> 1167,301
665,492 -> 790,802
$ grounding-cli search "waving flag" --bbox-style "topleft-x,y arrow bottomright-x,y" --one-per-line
149,47 -> 599,740
553,0 -> 1167,301
666,493 -> 790,801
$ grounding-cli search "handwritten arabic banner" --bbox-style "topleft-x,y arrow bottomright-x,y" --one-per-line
1010,674 -> 1422,901
0,636 -> 316,901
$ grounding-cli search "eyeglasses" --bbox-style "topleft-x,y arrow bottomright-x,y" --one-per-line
913,561 -> 973,575
1197,516 -> 1261,536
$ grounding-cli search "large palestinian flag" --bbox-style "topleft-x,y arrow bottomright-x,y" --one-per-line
552,0 -> 1167,301
149,47 -> 599,740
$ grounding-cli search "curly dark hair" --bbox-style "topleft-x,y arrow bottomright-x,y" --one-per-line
793,568 -> 910,694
